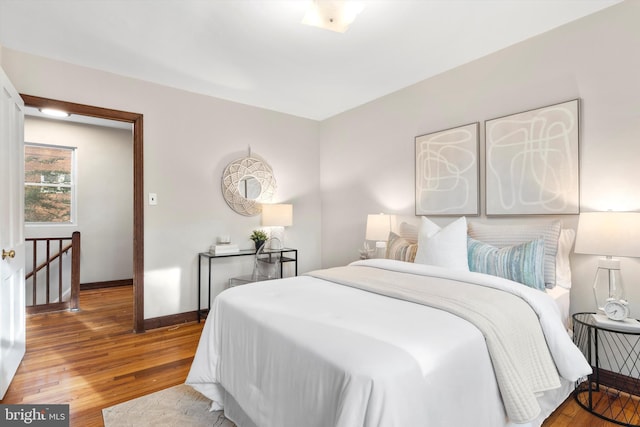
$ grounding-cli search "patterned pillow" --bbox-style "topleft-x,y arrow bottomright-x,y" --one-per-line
467,220 -> 561,288
386,232 -> 418,263
467,236 -> 546,291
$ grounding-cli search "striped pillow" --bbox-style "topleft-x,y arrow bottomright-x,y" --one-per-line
467,220 -> 561,288
467,236 -> 546,291
386,232 -> 418,263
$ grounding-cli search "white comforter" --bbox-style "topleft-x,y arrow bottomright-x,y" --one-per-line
187,259 -> 591,427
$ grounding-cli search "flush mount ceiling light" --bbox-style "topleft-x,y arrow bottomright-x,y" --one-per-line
39,108 -> 70,118
301,0 -> 365,33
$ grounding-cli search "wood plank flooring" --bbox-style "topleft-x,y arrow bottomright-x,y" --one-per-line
0,286 -> 204,426
0,285 -> 623,426
544,394 -> 622,427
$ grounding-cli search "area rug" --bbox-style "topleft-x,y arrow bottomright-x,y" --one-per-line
102,384 -> 236,427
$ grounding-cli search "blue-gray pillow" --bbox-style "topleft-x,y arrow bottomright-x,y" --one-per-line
467,220 -> 560,289
467,236 -> 545,291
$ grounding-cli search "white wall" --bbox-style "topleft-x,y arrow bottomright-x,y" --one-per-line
2,49 -> 321,319
319,1 -> 640,317
24,116 -> 133,284
5,1 -> 640,321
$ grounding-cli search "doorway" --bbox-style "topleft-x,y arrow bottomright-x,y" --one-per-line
21,94 -> 145,333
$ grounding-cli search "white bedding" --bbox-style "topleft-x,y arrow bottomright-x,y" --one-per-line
187,259 -> 590,427
546,285 -> 571,329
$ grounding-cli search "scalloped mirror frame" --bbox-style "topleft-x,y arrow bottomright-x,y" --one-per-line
222,155 -> 277,216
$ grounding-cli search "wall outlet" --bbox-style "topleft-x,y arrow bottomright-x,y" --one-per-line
149,193 -> 157,205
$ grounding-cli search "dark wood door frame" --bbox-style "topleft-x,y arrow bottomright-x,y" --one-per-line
21,94 -> 145,333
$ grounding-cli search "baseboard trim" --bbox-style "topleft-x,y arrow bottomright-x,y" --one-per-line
144,311 -> 199,331
79,282 -> 199,330
81,279 -> 133,290
27,301 -> 71,315
596,367 -> 640,396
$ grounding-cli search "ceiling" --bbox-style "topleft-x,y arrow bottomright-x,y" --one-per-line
0,0 -> 621,121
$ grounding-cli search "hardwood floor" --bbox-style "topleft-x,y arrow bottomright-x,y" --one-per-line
543,395 -> 622,427
0,286 -> 204,426
0,286 -> 623,426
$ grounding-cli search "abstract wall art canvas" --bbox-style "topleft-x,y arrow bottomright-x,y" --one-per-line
485,99 -> 580,215
415,122 -> 479,216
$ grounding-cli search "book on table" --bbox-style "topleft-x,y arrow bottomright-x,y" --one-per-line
211,244 -> 240,255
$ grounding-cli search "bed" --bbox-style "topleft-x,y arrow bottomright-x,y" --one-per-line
187,218 -> 590,427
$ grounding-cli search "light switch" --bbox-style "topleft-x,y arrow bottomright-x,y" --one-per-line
149,193 -> 158,205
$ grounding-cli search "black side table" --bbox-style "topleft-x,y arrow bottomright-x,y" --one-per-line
573,312 -> 640,426
197,248 -> 298,322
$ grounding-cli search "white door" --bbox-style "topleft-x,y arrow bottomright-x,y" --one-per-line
0,66 -> 25,399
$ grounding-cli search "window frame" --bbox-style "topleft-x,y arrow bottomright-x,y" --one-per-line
24,142 -> 78,226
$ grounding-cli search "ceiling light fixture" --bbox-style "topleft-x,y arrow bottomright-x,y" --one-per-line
39,108 -> 71,118
301,0 -> 365,33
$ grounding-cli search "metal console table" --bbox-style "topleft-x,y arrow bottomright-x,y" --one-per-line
573,312 -> 640,426
197,248 -> 297,322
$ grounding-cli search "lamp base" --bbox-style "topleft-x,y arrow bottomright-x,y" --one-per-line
597,257 -> 621,270
593,258 -> 625,312
374,241 -> 386,258
268,226 -> 284,249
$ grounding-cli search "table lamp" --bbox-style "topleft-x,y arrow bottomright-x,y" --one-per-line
261,204 -> 293,250
574,211 -> 640,312
366,213 -> 391,258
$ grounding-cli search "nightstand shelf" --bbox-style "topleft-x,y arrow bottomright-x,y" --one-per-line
573,312 -> 640,426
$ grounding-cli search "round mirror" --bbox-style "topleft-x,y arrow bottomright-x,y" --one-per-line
238,176 -> 262,200
222,155 -> 276,216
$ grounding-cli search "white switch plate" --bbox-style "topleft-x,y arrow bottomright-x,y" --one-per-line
149,193 -> 157,205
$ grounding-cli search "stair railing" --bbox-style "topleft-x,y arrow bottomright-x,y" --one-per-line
25,231 -> 80,314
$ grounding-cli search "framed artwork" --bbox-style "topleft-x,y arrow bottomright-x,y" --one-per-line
415,122 -> 479,216
485,99 -> 580,215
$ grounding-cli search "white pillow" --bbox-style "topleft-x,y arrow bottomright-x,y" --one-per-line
556,228 -> 575,289
414,216 -> 469,271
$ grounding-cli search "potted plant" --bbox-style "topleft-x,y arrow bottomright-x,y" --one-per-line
250,229 -> 268,251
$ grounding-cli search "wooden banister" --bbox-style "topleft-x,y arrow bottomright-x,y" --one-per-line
25,242 -> 73,280
25,231 -> 81,314
70,231 -> 80,311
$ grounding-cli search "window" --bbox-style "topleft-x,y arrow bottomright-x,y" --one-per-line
24,143 -> 76,224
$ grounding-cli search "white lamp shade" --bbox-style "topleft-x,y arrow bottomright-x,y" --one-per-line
574,211 -> 640,258
366,214 -> 391,241
261,204 -> 293,227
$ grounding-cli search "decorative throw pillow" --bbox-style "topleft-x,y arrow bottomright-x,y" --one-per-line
386,232 -> 418,263
467,236 -> 546,291
467,220 -> 561,288
414,216 -> 469,271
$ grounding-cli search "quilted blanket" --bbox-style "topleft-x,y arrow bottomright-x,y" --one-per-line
308,264 -> 560,423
